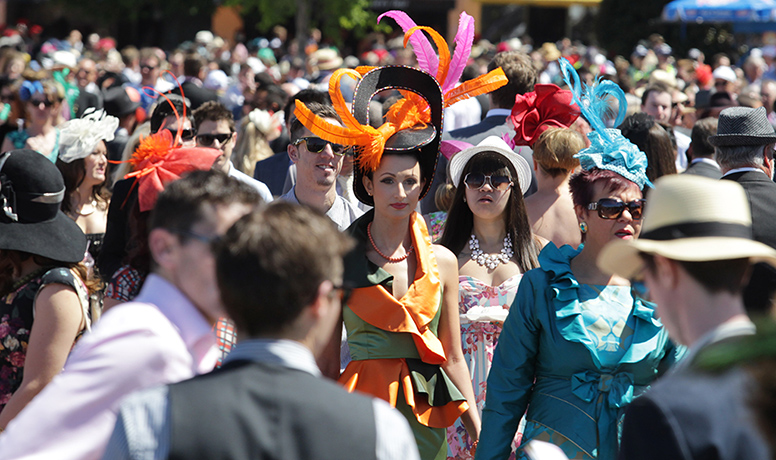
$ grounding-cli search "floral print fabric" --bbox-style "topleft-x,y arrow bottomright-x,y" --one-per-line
447,274 -> 522,460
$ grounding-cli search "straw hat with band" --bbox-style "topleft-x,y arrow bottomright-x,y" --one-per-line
0,149 -> 86,263
598,174 -> 776,280
449,136 -> 532,195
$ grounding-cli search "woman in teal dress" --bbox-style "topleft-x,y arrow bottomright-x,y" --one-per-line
475,59 -> 682,460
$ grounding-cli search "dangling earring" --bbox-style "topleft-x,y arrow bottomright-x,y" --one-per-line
579,222 -> 588,234
463,196 -> 467,203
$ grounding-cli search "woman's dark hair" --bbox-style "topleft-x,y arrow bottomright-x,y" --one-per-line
439,151 -> 539,272
56,142 -> 110,215
0,250 -> 98,297
619,113 -> 677,182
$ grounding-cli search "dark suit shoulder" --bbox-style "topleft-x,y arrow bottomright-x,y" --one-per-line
683,161 -> 722,179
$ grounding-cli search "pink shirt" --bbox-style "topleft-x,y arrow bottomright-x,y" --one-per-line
0,274 -> 218,460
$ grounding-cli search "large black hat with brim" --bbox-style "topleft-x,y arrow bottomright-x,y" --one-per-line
0,149 -> 86,263
351,66 -> 443,206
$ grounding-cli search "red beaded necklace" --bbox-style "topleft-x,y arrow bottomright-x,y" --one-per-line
367,222 -> 414,263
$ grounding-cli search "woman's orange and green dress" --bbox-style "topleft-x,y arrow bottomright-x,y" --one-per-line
341,210 -> 468,460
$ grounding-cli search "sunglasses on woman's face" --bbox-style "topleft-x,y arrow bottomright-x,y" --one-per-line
30,98 -> 54,107
165,128 -> 197,142
463,172 -> 513,191
196,132 -> 233,147
292,137 -> 347,156
588,198 -> 645,220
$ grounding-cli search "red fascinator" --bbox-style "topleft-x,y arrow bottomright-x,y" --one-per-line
510,84 -> 581,147
125,130 -> 220,212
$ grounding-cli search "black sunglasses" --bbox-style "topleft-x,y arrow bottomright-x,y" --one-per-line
141,64 -> 158,71
30,98 -> 54,107
293,137 -> 347,156
463,172 -> 513,191
588,198 -> 645,220
169,228 -> 219,245
165,128 -> 197,142
197,132 -> 233,147
332,283 -> 353,305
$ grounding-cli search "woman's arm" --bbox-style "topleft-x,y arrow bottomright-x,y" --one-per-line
476,272 -> 541,460
433,244 -> 481,443
0,284 -> 83,428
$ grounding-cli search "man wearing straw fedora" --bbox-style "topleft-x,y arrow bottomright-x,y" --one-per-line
711,106 -> 776,316
597,174 -> 775,460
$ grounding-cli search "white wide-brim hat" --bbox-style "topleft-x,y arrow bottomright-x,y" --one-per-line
449,136 -> 532,195
598,174 -> 776,279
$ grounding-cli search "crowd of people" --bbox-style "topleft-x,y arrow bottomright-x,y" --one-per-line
0,9 -> 774,460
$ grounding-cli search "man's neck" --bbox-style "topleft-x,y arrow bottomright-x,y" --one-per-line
293,186 -> 337,214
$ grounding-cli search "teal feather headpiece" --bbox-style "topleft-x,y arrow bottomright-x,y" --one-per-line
559,58 -> 652,190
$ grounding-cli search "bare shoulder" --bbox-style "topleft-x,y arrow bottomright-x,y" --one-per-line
432,243 -> 458,270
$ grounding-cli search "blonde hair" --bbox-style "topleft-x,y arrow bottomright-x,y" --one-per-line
232,112 -> 276,177
532,127 -> 584,177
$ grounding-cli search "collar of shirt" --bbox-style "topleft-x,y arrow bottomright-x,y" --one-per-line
691,157 -> 721,168
135,274 -> 217,372
677,317 -> 756,371
223,338 -> 321,377
485,108 -> 512,118
722,166 -> 766,177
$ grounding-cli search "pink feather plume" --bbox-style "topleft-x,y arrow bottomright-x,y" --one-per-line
378,10 -> 439,76
443,12 -> 475,94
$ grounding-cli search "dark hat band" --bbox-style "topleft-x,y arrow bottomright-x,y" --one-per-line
641,221 -> 753,241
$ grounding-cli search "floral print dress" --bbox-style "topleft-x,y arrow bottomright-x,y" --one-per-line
447,274 -> 523,460
0,268 -> 88,410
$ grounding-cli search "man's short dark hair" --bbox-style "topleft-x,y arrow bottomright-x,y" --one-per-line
487,51 -> 537,109
641,83 -> 672,107
690,117 -> 718,158
193,101 -> 235,132
183,53 -> 206,77
216,202 -> 354,337
289,102 -> 341,141
150,95 -> 191,132
283,89 -> 332,128
642,254 -> 751,294
150,170 -> 262,236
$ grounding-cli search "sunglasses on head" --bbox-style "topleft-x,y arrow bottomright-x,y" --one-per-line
165,128 -> 197,142
463,172 -> 513,191
197,132 -> 233,147
293,137 -> 347,156
588,198 -> 645,220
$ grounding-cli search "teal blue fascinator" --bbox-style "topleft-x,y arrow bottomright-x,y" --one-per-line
559,58 -> 652,190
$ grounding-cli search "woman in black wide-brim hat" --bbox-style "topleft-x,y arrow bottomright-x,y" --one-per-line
0,149 -> 94,430
295,66 -> 482,459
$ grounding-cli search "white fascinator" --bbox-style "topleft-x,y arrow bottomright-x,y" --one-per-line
58,108 -> 119,163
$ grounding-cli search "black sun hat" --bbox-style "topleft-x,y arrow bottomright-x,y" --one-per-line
0,149 -> 86,263
293,65 -> 443,207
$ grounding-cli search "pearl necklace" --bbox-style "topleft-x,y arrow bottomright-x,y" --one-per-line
368,222 -> 414,263
469,234 -> 513,270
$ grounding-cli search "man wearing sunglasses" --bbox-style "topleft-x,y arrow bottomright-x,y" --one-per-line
280,102 -> 363,231
193,101 -> 273,203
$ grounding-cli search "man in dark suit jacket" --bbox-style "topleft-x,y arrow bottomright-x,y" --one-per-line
682,117 -> 722,179
104,203 -> 418,460
711,106 -> 776,315
168,54 -> 218,110
596,174 -> 776,460
441,50 -> 538,211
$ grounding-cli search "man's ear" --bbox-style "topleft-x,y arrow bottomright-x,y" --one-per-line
653,254 -> 681,290
148,228 -> 178,271
287,142 -> 299,164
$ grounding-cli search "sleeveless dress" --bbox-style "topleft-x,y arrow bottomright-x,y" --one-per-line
341,210 -> 468,460
476,243 -> 684,460
0,267 -> 90,411
447,274 -> 523,459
